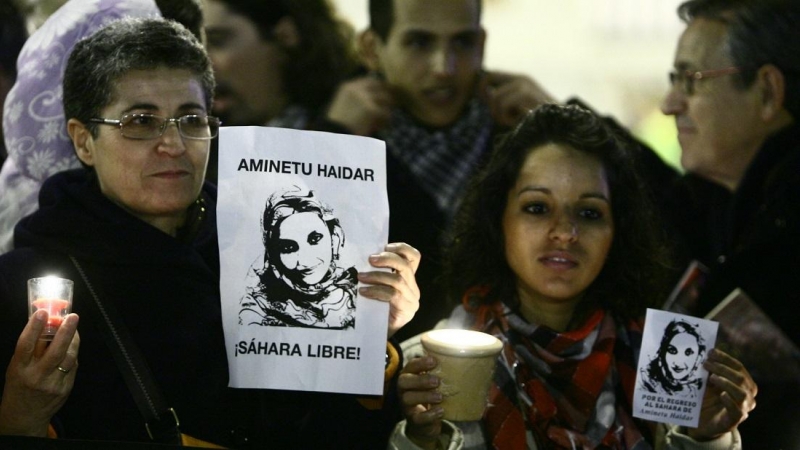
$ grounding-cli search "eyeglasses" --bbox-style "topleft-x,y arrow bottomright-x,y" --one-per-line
668,67 -> 741,96
89,113 -> 221,140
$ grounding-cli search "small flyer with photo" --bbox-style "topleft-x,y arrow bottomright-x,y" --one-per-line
633,308 -> 719,428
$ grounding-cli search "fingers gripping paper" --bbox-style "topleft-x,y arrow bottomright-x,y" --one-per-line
217,127 -> 389,395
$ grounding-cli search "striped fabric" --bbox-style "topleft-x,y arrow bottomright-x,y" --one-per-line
381,98 -> 493,220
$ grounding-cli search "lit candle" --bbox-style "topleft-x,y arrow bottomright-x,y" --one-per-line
28,276 -> 74,340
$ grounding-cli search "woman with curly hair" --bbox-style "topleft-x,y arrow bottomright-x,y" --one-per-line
391,104 -> 757,449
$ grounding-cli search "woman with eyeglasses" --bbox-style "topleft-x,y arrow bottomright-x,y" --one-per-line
0,17 -> 421,448
0,0 -> 206,256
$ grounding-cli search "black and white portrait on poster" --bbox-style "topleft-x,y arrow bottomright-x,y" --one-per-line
239,187 -> 357,330
216,126 -> 388,396
639,319 -> 706,398
633,309 -> 718,428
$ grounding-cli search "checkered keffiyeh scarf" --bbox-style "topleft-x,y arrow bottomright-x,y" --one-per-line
465,292 -> 651,449
381,98 -> 493,220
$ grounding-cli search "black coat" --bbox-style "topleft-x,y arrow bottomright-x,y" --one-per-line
678,124 -> 800,449
0,170 -> 399,449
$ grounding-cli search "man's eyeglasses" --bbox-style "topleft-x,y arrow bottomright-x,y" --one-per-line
668,67 -> 741,96
89,114 -> 221,140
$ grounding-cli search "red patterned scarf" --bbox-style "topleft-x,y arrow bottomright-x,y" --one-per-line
464,289 -> 652,449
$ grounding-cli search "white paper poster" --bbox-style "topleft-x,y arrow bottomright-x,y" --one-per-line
633,309 -> 718,427
216,126 -> 389,395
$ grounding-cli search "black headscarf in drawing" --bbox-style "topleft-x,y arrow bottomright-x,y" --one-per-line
643,319 -> 706,395
261,187 -> 351,296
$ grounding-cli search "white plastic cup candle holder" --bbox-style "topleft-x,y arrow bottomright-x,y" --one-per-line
420,329 -> 503,421
28,276 -> 74,340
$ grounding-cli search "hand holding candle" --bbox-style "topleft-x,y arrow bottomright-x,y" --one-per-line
27,276 -> 74,340
0,307 -> 80,436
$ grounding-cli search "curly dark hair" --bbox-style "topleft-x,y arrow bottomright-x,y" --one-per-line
444,103 -> 672,322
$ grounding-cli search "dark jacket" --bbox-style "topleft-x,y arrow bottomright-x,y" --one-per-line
680,124 -> 800,449
383,150 -> 451,342
0,170 -> 399,449
689,124 -> 800,341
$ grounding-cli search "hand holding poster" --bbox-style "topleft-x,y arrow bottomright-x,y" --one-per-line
633,309 -> 718,428
216,127 -> 389,395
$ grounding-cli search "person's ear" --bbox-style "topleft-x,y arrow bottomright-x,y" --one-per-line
273,16 -> 300,48
358,29 -> 382,72
67,118 -> 96,167
756,64 -> 786,122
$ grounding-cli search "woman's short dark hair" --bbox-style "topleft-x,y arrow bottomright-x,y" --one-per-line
63,17 -> 215,137
444,103 -> 672,321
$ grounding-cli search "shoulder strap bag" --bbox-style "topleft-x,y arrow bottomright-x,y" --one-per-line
70,256 -> 225,448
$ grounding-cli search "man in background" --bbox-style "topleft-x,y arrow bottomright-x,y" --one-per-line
204,0 -> 358,129
564,0 -> 800,446
202,0 -> 359,183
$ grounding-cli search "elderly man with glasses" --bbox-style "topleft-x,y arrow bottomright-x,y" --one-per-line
658,2 -> 800,445
534,0 -> 798,447
573,0 -> 800,447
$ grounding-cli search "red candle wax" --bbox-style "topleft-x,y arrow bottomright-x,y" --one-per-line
31,298 -> 70,327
